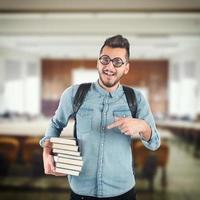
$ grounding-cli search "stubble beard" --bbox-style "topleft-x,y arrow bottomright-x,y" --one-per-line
99,71 -> 122,88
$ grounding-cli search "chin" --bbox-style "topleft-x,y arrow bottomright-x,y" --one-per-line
99,75 -> 119,88
103,81 -> 117,88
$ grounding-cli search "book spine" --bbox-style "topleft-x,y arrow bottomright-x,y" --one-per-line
57,153 -> 82,160
52,143 -> 79,151
54,156 -> 83,166
53,148 -> 81,156
55,167 -> 79,176
50,137 -> 77,145
56,162 -> 82,171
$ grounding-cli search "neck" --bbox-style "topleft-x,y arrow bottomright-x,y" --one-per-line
98,79 -> 120,93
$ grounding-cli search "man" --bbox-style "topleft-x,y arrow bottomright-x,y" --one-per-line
40,35 -> 160,200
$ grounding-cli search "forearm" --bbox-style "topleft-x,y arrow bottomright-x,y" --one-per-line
43,140 -> 52,154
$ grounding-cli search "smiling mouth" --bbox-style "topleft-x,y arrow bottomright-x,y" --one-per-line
103,70 -> 115,77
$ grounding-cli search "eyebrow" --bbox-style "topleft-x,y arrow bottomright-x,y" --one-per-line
100,55 -> 125,60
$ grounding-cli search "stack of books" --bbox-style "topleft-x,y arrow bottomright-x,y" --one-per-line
50,137 -> 83,176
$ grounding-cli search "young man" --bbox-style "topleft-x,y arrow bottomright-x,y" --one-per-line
40,35 -> 160,200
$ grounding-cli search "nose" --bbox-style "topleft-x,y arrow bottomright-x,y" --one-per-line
105,61 -> 116,70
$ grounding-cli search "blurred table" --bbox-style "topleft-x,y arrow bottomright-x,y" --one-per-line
0,118 -> 75,163
156,120 -> 200,157
0,118 -> 74,137
156,120 -> 200,131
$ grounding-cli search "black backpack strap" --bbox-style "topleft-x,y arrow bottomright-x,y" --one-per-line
73,83 -> 92,115
73,83 -> 91,139
123,86 -> 137,118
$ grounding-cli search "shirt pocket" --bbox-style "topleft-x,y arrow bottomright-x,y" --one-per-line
112,110 -> 132,134
113,110 -> 131,118
77,108 -> 93,134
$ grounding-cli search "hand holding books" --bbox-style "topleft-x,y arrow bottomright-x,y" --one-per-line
50,137 -> 83,176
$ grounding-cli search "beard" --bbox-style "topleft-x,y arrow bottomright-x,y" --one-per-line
98,69 -> 123,88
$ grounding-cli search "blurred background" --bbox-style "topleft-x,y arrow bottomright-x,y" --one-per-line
0,0 -> 200,200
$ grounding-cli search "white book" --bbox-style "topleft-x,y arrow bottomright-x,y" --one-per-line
53,148 -> 81,156
54,156 -> 83,166
57,153 -> 82,160
55,167 -> 80,176
50,137 -> 77,146
56,162 -> 82,171
52,143 -> 79,152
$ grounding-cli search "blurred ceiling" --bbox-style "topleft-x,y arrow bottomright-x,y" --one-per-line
0,0 -> 200,12
0,0 -> 200,59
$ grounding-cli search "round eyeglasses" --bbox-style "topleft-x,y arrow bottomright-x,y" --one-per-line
99,55 -> 126,68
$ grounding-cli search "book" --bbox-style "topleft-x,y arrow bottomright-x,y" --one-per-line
53,148 -> 81,156
57,153 -> 82,160
54,155 -> 83,166
55,167 -> 80,176
56,162 -> 82,171
50,137 -> 77,146
50,136 -> 83,176
52,143 -> 79,152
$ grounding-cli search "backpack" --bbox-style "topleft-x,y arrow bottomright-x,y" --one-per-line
72,83 -> 137,139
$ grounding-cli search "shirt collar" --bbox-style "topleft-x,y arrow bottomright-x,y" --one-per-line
93,80 -> 123,98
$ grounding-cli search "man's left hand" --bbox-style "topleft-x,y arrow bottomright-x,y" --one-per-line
107,117 -> 151,141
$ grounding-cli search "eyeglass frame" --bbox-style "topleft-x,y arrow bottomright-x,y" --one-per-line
98,55 -> 127,68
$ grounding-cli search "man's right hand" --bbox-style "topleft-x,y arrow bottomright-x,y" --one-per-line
43,139 -> 66,176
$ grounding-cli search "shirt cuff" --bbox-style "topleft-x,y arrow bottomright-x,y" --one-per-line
140,127 -> 160,151
39,136 -> 51,148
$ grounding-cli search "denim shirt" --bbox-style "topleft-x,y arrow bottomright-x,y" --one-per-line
40,81 -> 160,198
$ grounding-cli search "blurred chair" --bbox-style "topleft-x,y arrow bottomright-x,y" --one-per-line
0,137 -> 20,176
156,142 -> 169,188
22,136 -> 43,176
133,140 -> 169,191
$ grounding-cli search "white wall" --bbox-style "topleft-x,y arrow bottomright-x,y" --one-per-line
72,68 -> 99,84
0,47 -> 41,116
169,46 -> 200,119
0,60 -> 5,113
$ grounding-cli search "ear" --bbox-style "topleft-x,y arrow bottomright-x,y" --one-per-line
124,63 -> 129,75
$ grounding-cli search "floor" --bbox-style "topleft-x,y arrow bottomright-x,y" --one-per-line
0,133 -> 200,200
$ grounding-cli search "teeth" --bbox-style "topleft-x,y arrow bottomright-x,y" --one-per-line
104,71 -> 114,76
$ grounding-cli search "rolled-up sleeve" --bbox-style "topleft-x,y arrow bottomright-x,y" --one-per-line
135,90 -> 161,151
39,85 -> 77,147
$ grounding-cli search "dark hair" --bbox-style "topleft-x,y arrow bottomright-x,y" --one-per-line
100,35 -> 130,61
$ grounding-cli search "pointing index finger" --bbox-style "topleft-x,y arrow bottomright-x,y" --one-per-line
107,117 -> 124,129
